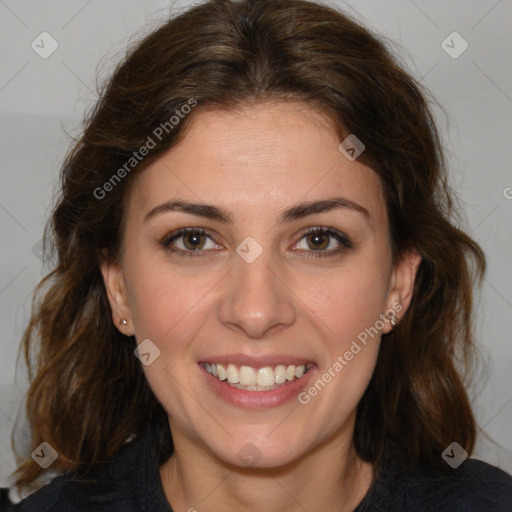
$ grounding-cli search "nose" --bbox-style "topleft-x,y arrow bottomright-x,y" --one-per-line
218,245 -> 297,339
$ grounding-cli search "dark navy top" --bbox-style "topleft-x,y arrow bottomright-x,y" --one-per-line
6,422 -> 512,511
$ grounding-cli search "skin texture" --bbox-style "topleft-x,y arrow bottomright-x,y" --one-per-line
101,102 -> 421,512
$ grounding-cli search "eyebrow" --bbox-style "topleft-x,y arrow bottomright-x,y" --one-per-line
143,197 -> 372,225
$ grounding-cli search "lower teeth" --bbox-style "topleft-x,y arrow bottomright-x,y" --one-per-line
225,382 -> 283,391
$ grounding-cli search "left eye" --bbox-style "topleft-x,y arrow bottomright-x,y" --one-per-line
292,227 -> 352,257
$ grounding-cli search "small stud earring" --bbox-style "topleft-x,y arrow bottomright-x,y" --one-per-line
390,316 -> 397,326
121,319 -> 127,326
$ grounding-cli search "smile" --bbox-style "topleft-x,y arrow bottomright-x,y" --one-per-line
200,362 -> 311,391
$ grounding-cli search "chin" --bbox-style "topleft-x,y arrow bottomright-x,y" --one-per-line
207,431 -> 312,470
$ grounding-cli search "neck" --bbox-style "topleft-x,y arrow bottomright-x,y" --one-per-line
159,420 -> 375,512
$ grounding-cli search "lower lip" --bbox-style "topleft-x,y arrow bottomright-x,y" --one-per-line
199,364 -> 317,409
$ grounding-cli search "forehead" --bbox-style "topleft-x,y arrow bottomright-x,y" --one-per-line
126,102 -> 387,226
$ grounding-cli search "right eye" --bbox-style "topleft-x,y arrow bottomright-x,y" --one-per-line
160,227 -> 222,257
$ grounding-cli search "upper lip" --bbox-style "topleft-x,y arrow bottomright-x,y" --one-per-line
199,354 -> 315,367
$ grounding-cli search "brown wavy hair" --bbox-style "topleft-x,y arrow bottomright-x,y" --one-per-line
13,0 -> 486,491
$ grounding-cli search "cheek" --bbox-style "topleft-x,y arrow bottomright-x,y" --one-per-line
122,260 -> 212,425
127,269 -> 213,349
295,263 -> 387,407
300,265 -> 389,345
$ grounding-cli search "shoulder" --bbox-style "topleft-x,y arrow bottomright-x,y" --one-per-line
8,474 -> 92,512
362,439 -> 512,512
402,457 -> 512,511
9,424 -> 166,512
9,471 -> 135,512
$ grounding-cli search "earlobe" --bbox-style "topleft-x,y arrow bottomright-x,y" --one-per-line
382,249 -> 422,334
100,260 -> 133,334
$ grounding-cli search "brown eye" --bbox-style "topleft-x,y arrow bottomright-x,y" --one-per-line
160,227 -> 220,258
182,231 -> 206,250
305,232 -> 330,251
294,227 -> 352,259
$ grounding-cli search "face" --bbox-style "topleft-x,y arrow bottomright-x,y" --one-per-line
102,101 -> 419,469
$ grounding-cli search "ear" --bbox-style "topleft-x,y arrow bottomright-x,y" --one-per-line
100,257 -> 134,335
382,248 -> 422,334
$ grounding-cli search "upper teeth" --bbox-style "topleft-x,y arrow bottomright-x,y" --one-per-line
203,363 -> 309,386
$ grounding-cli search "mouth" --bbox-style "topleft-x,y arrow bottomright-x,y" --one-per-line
200,362 -> 312,391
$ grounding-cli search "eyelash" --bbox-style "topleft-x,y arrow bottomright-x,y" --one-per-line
160,227 -> 352,259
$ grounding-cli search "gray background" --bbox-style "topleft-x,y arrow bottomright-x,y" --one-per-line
1,0 -> 511,489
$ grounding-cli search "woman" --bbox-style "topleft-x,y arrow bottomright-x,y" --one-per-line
8,0 -> 512,510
